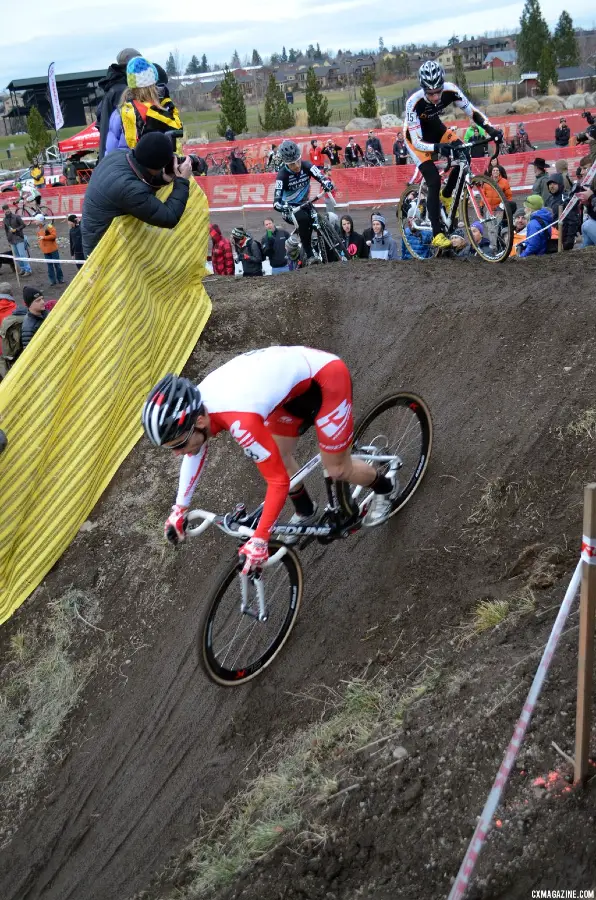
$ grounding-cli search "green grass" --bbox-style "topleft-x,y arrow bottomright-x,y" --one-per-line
0,126 -> 80,169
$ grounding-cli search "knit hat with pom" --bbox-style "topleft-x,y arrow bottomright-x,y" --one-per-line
126,56 -> 158,89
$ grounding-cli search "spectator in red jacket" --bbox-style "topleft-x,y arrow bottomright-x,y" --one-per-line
309,140 -> 325,168
209,224 -> 235,276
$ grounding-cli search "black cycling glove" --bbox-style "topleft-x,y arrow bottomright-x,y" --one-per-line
485,125 -> 503,143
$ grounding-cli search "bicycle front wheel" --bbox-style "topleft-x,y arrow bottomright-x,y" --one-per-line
200,540 -> 303,686
338,392 -> 433,523
461,175 -> 513,263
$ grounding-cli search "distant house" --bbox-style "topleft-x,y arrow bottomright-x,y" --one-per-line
519,64 -> 596,95
484,50 -> 517,68
437,48 -> 455,69
457,36 -> 516,69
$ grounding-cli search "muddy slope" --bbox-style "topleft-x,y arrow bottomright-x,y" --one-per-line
2,253 -> 596,900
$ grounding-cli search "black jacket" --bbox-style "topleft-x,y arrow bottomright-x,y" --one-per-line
260,226 -> 290,268
97,63 -> 128,160
339,216 -> 369,259
237,238 -> 263,276
3,211 -> 25,244
69,223 -> 84,259
21,309 -> 48,349
555,125 -> 570,147
366,136 -> 383,155
81,150 -> 190,257
230,156 -> 248,175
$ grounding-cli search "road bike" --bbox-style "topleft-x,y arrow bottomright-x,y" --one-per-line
186,391 -> 433,686
11,197 -> 54,224
205,153 -> 229,175
398,138 -> 513,263
288,192 -> 348,264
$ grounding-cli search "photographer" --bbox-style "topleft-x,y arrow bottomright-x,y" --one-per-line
81,132 -> 192,257
578,169 -> 596,247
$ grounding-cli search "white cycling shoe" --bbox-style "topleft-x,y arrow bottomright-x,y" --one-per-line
282,504 -> 320,545
365,463 -> 399,526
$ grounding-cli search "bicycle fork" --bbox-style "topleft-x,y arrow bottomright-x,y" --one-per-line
240,570 -> 268,622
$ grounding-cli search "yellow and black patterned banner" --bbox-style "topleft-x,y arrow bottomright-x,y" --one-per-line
0,178 -> 211,624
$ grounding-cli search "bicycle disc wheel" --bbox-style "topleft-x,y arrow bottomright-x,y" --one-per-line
200,540 -> 303,686
461,175 -> 513,263
398,185 -> 438,260
338,392 -> 433,524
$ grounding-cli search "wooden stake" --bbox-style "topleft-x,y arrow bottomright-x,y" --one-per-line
574,483 -> 596,785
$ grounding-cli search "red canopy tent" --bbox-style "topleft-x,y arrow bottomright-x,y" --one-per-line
58,122 -> 100,154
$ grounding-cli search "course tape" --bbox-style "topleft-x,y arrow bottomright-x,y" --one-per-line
447,559 -> 582,900
0,179 -> 211,625
581,535 -> 596,565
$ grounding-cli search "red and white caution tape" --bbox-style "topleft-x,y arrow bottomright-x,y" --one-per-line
447,559 -> 582,900
581,535 -> 596,565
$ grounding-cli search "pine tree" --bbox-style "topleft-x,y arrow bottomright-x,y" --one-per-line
165,52 -> 178,77
200,54 -> 209,73
379,37 -> 385,53
24,106 -> 51,163
354,70 -> 377,118
281,47 -> 288,63
314,42 -> 323,61
305,67 -> 330,126
251,49 -> 263,66
186,55 -> 201,75
517,0 -> 551,72
537,41 -> 557,93
306,44 -> 315,59
554,10 -> 580,67
259,74 -> 295,131
231,49 -> 241,68
218,69 -> 247,135
288,48 -> 298,63
453,52 -> 470,96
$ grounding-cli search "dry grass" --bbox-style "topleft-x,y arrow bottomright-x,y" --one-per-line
162,669 -> 439,898
487,84 -> 513,104
294,108 -> 308,128
457,586 -> 536,646
466,477 -> 519,528
0,589 -> 99,838
561,408 -> 596,443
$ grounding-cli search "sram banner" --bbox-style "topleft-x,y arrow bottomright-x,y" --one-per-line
0,145 -> 588,215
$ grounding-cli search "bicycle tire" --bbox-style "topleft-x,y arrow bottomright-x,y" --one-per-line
397,184 -> 438,260
200,539 -> 303,686
337,392 -> 433,523
461,175 -> 513,263
317,218 -> 344,263
37,204 -> 54,225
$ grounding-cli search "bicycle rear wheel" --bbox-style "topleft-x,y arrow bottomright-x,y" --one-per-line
317,218 -> 344,263
398,185 -> 438,260
461,175 -> 513,263
200,540 -> 303,686
338,392 -> 433,523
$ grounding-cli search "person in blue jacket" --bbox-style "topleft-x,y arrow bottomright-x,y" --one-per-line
518,194 -> 553,258
401,214 -> 433,259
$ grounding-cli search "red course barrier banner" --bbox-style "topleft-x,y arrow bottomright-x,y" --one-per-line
0,145 -> 588,216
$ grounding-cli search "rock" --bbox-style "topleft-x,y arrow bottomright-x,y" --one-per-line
311,125 -> 344,134
380,114 -> 403,128
392,745 -> 409,761
486,102 -> 516,116
586,92 -> 596,107
564,93 -> 589,109
79,520 -> 98,533
512,97 -> 540,114
537,95 -> 566,111
344,117 -> 381,132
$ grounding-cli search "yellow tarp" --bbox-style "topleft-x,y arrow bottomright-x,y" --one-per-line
0,178 -> 211,624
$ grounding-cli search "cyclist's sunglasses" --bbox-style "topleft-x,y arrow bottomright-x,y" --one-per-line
167,425 -> 196,451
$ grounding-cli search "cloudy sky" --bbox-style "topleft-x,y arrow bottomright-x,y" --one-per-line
2,0 -> 594,87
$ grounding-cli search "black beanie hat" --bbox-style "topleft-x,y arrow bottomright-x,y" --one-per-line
23,286 -> 43,307
133,133 -> 173,170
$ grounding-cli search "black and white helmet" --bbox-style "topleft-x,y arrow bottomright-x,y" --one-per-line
142,373 -> 202,446
418,60 -> 445,93
278,140 -> 301,164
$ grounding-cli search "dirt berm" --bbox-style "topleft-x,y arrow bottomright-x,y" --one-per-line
2,254 -> 596,900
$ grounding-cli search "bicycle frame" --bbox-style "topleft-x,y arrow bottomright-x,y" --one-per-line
288,192 -> 348,263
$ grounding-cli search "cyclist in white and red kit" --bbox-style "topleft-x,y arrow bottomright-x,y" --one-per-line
142,346 -> 398,573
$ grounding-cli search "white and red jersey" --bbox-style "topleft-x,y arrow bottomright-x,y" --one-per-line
175,346 -> 353,539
